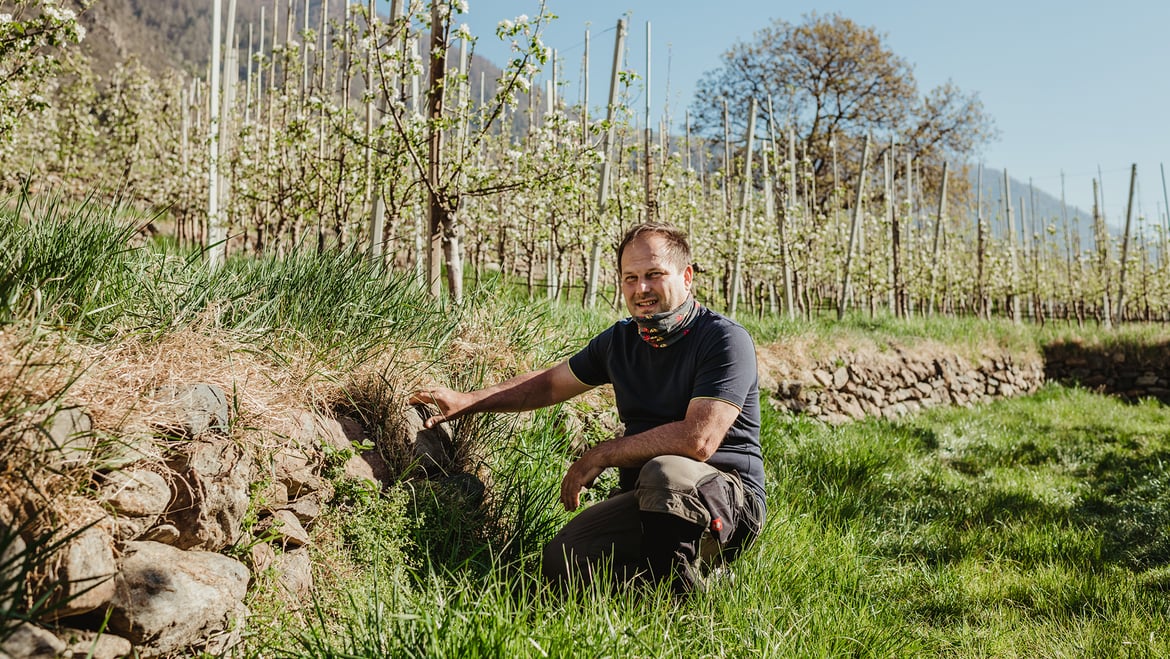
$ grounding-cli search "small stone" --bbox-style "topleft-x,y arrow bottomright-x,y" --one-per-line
0,622 -> 66,659
832,367 -> 849,389
61,629 -> 133,659
98,469 -> 172,517
141,523 -> 180,545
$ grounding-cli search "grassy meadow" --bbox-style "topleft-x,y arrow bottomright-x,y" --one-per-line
3,198 -> 1170,657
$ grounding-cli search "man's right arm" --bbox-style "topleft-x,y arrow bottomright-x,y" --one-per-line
407,362 -> 594,429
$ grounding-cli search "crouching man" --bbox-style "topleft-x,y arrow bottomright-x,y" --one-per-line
408,222 -> 765,594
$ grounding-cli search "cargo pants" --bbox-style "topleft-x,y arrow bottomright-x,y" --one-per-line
541,454 -> 764,593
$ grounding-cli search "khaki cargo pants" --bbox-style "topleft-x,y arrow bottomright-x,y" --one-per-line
542,455 -> 763,591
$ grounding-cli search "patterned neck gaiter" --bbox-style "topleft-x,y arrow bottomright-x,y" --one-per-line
634,296 -> 700,348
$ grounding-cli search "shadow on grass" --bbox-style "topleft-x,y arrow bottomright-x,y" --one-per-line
780,396 -> 1170,573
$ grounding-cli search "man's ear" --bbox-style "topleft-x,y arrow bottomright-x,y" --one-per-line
683,263 -> 694,289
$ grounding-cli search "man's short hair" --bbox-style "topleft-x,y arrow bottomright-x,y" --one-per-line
616,223 -> 693,272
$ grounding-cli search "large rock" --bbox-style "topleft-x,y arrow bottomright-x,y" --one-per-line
165,438 -> 254,551
23,407 -> 94,470
60,628 -> 133,659
0,508 -> 24,618
0,623 -> 66,659
152,384 -> 229,438
98,468 -> 172,517
397,404 -> 455,477
274,548 -> 313,601
107,541 -> 250,657
258,509 -> 310,549
45,515 -> 117,619
289,410 -> 351,454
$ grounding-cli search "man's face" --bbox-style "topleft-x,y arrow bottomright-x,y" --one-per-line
620,233 -> 694,317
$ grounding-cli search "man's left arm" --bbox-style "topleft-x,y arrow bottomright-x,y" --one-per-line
559,397 -> 740,511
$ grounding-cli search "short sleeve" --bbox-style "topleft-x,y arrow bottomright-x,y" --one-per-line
690,323 -> 757,410
567,325 -> 616,387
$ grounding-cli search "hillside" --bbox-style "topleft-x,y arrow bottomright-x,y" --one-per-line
79,0 -> 316,76
968,166 -> 1101,248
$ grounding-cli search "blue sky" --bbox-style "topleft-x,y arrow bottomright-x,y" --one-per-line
446,0 -> 1169,222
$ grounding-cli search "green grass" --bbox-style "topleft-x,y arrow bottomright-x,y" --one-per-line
267,384 -> 1170,658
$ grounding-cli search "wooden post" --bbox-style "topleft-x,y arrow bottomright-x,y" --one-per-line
976,164 -> 987,318
1115,163 -> 1137,324
582,28 -> 589,144
1093,179 -> 1112,328
1004,169 -> 1019,322
837,134 -> 871,321
245,23 -> 254,125
584,18 -> 626,308
364,0 -> 376,223
1161,163 -> 1170,271
762,146 -> 777,315
890,138 -> 903,317
369,0 -> 404,267
766,95 -> 794,319
256,7 -> 265,121
729,97 -> 757,317
927,162 -> 948,315
643,21 -> 656,222
425,0 -> 448,299
787,125 -> 799,316
208,0 -> 223,269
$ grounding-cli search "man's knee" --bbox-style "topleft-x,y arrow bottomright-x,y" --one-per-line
636,455 -> 710,491
635,455 -> 715,527
541,535 -> 574,584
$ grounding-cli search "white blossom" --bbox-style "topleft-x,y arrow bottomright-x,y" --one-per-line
497,19 -> 514,32
43,5 -> 76,23
454,23 -> 472,41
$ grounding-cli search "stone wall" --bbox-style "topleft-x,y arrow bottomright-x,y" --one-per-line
1043,340 -> 1170,403
1,385 -> 449,659
762,345 -> 1046,424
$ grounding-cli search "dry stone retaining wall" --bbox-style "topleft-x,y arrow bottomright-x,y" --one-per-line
763,345 -> 1046,424
1043,340 -> 1170,403
2,383 -> 452,659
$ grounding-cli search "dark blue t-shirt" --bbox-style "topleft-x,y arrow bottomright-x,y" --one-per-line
567,306 -> 765,504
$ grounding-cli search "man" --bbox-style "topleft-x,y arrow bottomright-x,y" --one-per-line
409,222 -> 764,594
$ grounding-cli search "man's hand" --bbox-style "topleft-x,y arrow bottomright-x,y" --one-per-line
560,449 -> 606,512
407,386 -> 471,428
